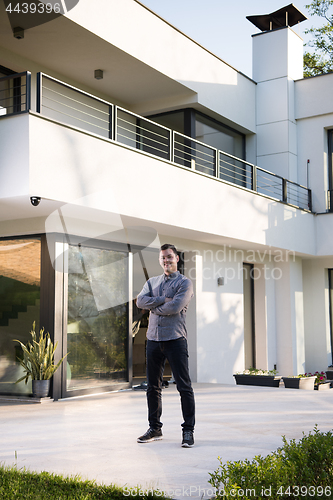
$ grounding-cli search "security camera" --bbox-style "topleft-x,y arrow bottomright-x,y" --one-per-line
13,27 -> 24,39
30,196 -> 41,207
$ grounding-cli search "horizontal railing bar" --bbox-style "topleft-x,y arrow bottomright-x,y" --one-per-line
219,158 -> 251,173
117,106 -> 172,133
174,144 -> 216,162
219,172 -> 249,185
0,84 -> 27,95
286,178 -> 310,190
42,98 -> 109,126
41,73 -> 113,106
42,104 -> 109,132
0,94 -> 27,102
116,132 -> 169,156
0,72 -> 29,82
174,131 -> 218,154
43,86 -> 109,117
0,104 -> 27,111
117,121 -> 170,144
220,172 -> 250,184
117,130 -> 169,153
256,166 -> 284,182
193,161 -> 215,171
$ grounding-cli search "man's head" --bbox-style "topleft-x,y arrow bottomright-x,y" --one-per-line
159,244 -> 179,275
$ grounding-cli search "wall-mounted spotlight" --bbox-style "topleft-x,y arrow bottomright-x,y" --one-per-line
30,196 -> 41,207
217,277 -> 224,286
94,69 -> 103,80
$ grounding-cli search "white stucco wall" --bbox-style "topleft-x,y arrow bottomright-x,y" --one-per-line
295,74 -> 333,213
302,258 -> 333,371
0,114 -> 29,197
64,0 -> 256,133
21,113 -> 316,255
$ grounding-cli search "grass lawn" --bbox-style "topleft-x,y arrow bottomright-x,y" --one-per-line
0,465 -> 167,499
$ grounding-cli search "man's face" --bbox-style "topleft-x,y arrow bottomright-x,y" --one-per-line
159,248 -> 179,275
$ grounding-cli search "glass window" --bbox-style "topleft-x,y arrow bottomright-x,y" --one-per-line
67,245 -> 128,392
148,111 -> 185,135
194,113 -> 244,159
0,239 -> 41,395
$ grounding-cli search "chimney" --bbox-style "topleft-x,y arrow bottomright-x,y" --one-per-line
247,4 -> 307,181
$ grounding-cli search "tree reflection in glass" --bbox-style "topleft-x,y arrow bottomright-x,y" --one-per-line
67,245 -> 128,391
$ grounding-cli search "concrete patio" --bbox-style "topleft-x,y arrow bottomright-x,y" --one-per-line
0,383 -> 332,499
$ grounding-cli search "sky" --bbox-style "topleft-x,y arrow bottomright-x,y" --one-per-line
138,0 -> 321,78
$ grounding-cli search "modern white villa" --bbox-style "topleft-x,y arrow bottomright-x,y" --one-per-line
0,1 -> 333,400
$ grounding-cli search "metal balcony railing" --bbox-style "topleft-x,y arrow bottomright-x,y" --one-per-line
0,72 -> 31,116
0,71 -> 313,212
116,107 -> 171,160
37,73 -> 112,139
173,132 -> 217,177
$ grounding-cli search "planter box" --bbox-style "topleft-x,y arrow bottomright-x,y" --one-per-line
233,374 -> 281,387
315,382 -> 331,391
282,376 -> 316,390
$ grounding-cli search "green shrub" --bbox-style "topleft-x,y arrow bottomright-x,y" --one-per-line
209,426 -> 333,499
0,465 -> 168,499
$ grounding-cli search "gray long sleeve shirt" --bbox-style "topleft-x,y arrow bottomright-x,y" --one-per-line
136,271 -> 193,341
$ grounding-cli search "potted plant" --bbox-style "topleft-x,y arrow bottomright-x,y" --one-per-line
233,368 -> 281,387
282,373 -> 316,390
14,322 -> 67,398
309,371 -> 331,390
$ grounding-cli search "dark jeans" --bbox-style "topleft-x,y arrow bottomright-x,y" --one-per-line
146,337 -> 195,431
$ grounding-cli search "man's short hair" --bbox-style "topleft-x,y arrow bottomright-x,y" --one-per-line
160,243 -> 178,256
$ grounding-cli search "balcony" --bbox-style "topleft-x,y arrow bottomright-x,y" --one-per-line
0,71 -> 312,212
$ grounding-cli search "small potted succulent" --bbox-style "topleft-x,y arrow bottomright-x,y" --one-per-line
14,322 -> 67,398
233,367 -> 281,387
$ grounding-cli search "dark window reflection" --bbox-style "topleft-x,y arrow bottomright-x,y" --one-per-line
0,239 -> 41,395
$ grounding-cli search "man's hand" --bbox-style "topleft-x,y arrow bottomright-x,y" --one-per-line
164,297 -> 172,303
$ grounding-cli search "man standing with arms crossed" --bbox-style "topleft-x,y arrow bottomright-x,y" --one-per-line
136,244 -> 195,447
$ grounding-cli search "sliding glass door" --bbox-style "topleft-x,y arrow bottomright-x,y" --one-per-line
66,244 -> 129,394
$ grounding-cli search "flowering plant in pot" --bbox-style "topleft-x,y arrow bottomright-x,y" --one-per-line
14,322 -> 67,398
233,367 -> 281,387
306,371 -> 330,390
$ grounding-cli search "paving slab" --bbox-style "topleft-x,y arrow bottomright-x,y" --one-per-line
0,383 -> 332,499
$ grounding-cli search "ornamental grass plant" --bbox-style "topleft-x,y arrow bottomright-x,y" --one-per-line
209,426 -> 333,500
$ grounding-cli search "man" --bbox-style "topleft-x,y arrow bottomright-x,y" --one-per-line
136,243 -> 195,448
